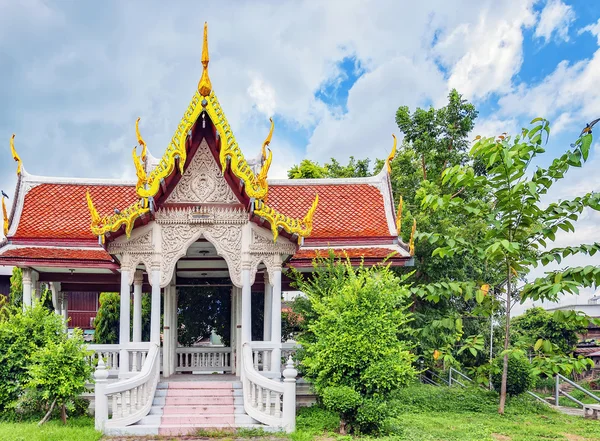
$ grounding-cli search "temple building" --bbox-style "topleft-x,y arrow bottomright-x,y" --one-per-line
0,24 -> 412,435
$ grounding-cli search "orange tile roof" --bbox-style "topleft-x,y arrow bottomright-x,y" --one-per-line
293,247 -> 400,260
267,183 -> 391,239
14,183 -> 138,240
0,247 -> 113,262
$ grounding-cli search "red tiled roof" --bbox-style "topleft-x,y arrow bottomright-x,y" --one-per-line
293,247 -> 400,260
0,247 -> 113,262
14,183 -> 138,240
268,183 -> 391,239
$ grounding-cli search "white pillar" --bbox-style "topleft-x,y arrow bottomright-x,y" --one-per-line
22,268 -> 32,310
234,286 -> 243,376
282,356 -> 298,433
241,268 -> 252,344
170,287 -> 178,375
94,356 -> 109,431
150,266 -> 161,344
230,287 -> 236,374
119,269 -> 131,377
271,265 -> 282,374
132,271 -> 143,342
163,284 -> 172,378
263,281 -> 272,341
50,282 -> 60,313
62,292 -> 69,324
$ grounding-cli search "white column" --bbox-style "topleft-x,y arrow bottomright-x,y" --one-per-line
241,267 -> 252,344
234,286 -> 242,376
62,292 -> 69,324
263,281 -> 272,341
50,282 -> 60,313
150,266 -> 161,344
271,264 -> 282,374
170,287 -> 178,375
230,287 -> 236,374
163,284 -> 172,378
119,269 -> 131,377
132,271 -> 143,343
22,268 -> 32,310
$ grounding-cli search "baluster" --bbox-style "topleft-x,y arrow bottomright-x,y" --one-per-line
274,393 -> 282,418
265,388 -> 271,415
132,386 -> 138,410
110,394 -> 117,419
133,351 -> 139,372
253,351 -> 259,370
251,381 -> 257,407
116,393 -> 123,418
257,386 -> 263,411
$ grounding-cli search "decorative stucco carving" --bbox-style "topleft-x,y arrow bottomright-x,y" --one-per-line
249,229 -> 296,256
166,139 -> 238,204
108,230 -> 153,254
155,206 -> 247,225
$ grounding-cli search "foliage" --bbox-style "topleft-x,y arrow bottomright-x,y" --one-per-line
288,157 -> 371,179
92,293 -> 120,344
491,352 -> 533,396
419,117 -> 600,412
0,295 -> 10,322
511,307 -> 587,354
25,328 -> 93,424
9,267 -> 22,308
295,257 -> 417,433
0,302 -> 66,411
320,386 -> 361,433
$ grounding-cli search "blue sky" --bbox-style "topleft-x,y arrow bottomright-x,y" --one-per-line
1,0 -> 600,311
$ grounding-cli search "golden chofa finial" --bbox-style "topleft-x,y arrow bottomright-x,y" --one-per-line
2,193 -> 8,236
386,134 -> 397,173
395,196 -> 403,236
262,118 -> 274,162
135,117 -> 147,162
10,134 -> 22,175
198,22 -> 212,97
409,218 -> 417,256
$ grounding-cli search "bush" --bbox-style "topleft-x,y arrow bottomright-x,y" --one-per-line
93,292 -> 120,344
491,353 -> 534,397
321,386 -> 361,434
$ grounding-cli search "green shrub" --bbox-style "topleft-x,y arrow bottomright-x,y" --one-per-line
491,353 -> 534,396
296,405 -> 340,433
355,397 -> 390,434
321,386 -> 361,433
93,292 -> 120,344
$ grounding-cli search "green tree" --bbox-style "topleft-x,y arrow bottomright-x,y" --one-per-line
512,307 -> 587,354
10,267 -> 22,308
420,117 -> 600,413
288,157 -> 371,179
93,292 -> 120,344
26,328 -> 93,424
294,257 -> 417,433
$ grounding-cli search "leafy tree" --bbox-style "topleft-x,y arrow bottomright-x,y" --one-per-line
512,307 -> 587,354
491,351 -> 533,396
0,302 -> 65,411
93,292 -> 120,344
10,267 -> 22,308
288,157 -> 371,179
294,257 -> 417,434
25,328 -> 93,424
419,117 -> 600,413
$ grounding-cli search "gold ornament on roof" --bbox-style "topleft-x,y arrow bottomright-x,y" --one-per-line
254,194 -> 319,243
386,134 -> 397,173
10,134 -> 22,175
409,218 -> 417,256
262,118 -> 274,162
198,22 -> 212,97
395,196 -> 403,236
86,191 -> 150,239
2,194 -> 8,236
135,117 -> 147,162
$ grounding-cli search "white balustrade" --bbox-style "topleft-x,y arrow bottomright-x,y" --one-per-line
242,342 -> 297,433
87,343 -> 151,377
175,347 -> 233,373
250,341 -> 300,375
94,343 -> 160,431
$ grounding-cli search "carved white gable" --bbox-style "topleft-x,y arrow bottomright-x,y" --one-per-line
166,138 -> 238,204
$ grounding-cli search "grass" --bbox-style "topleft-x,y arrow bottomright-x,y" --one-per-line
0,416 -> 101,441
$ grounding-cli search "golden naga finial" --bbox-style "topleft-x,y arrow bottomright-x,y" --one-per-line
262,118 -> 274,162
409,218 -> 417,256
198,22 -> 212,97
395,196 -> 403,236
86,191 -> 101,228
135,117 -> 147,162
132,146 -> 148,193
10,134 -> 22,175
386,134 -> 397,173
2,194 -> 8,236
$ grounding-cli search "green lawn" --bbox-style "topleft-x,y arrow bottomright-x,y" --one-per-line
0,417 -> 101,441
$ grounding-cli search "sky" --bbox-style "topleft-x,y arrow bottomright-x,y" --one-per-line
1,0 -> 600,313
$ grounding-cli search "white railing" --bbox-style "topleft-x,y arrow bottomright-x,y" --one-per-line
87,343 -> 151,377
242,342 -> 297,433
94,343 -> 160,431
249,341 -> 274,372
175,347 -> 233,373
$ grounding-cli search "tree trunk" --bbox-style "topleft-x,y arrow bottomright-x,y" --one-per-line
498,264 -> 511,414
38,398 -> 57,426
339,418 -> 347,435
421,155 -> 427,180
61,403 -> 67,424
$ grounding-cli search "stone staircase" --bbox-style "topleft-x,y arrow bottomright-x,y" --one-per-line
105,379 -> 270,436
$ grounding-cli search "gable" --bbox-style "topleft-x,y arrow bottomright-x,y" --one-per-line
165,138 -> 239,204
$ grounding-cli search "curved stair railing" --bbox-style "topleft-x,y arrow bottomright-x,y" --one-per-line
93,343 -> 160,431
241,342 -> 297,433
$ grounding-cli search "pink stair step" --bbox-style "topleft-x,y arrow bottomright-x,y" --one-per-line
161,414 -> 235,425
168,382 -> 233,389
163,404 -> 234,414
158,425 -> 236,436
166,388 -> 233,397
165,396 -> 234,406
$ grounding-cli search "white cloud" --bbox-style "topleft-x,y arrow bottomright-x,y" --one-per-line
534,0 -> 576,43
247,75 -> 277,118
579,17 -> 600,45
